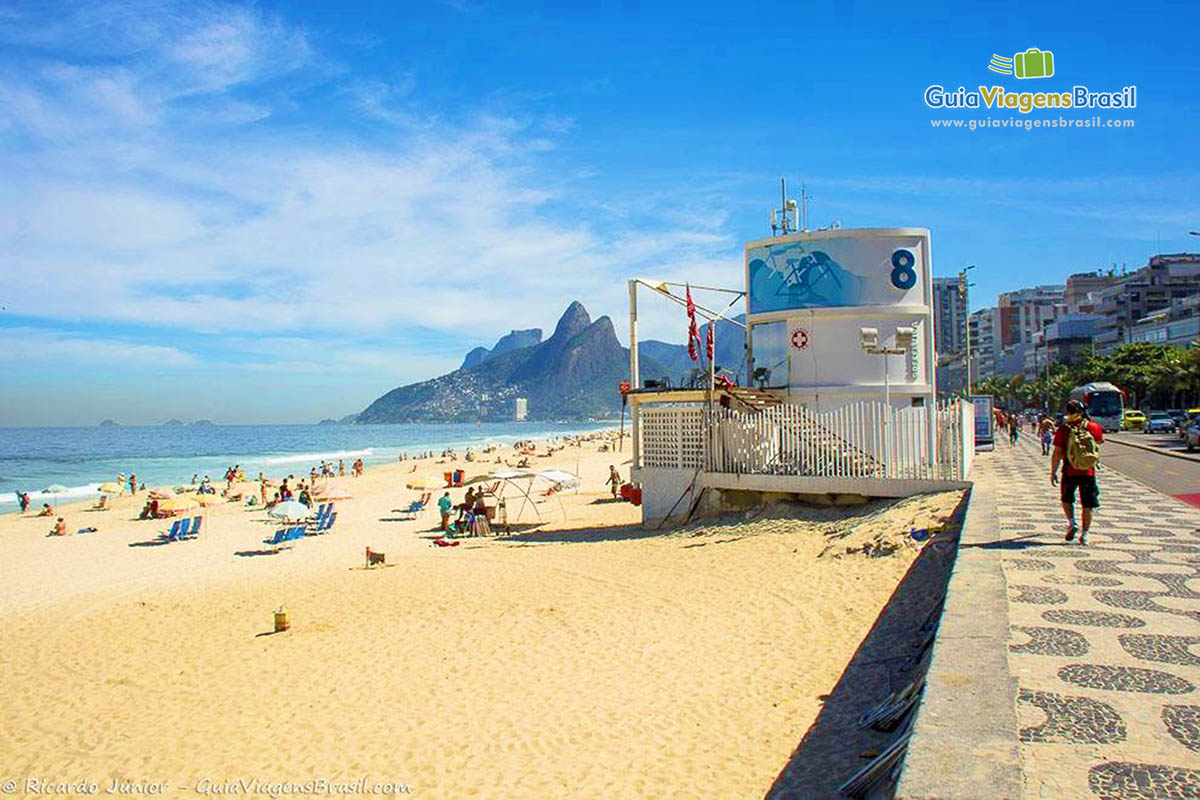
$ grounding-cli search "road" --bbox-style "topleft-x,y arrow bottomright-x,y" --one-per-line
1101,432 -> 1200,507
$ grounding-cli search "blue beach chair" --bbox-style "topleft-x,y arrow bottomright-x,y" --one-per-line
264,525 -> 305,550
159,519 -> 184,542
308,511 -> 337,535
185,516 -> 202,538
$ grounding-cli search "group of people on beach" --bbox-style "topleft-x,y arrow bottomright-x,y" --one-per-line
437,486 -> 492,536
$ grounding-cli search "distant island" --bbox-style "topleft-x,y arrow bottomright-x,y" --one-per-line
162,419 -> 185,427
98,419 -> 119,427
191,419 -> 216,427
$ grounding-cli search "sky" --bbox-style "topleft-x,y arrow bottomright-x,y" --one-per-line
1,0 -> 1197,425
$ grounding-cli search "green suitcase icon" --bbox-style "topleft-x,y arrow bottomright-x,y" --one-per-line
1014,48 -> 1054,79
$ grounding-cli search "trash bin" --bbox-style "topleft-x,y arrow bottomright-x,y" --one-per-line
444,471 -> 454,487
452,469 -> 464,486
630,487 -> 642,506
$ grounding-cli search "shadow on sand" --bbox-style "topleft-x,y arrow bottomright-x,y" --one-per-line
763,494 -> 969,800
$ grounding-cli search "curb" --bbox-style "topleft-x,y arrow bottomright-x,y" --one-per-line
1105,434 -> 1200,464
894,480 -> 1024,800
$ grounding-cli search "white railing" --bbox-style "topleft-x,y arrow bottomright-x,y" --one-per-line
638,399 -> 974,482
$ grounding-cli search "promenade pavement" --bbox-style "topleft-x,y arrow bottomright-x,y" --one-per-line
981,435 -> 1200,798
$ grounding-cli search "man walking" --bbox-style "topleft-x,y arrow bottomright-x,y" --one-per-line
1050,399 -> 1104,544
1038,414 -> 1055,456
607,465 -> 622,500
437,491 -> 453,533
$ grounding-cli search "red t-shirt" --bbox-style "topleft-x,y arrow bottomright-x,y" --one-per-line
1053,420 -> 1104,476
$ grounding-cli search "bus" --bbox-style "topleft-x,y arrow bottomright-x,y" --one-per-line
1069,381 -> 1125,432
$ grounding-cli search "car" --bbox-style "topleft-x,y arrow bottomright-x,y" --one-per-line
1179,409 -> 1200,439
1145,412 -> 1175,434
1187,421 -> 1200,452
1122,409 -> 1146,431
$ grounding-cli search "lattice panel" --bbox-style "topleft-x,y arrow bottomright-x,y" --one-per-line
640,406 -> 704,469
679,408 -> 704,469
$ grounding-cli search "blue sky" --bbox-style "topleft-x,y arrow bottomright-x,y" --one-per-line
1,0 -> 1196,424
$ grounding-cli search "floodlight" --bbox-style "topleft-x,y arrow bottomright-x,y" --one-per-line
895,326 -> 916,350
859,327 -> 879,350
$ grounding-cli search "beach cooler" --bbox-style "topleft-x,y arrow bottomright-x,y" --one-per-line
619,483 -> 633,502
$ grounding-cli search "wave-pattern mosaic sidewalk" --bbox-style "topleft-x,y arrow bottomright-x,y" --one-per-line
985,438 -> 1200,799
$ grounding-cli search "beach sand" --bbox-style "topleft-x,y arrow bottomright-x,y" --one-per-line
0,437 -> 963,798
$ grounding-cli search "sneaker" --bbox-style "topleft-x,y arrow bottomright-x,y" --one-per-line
1065,524 -> 1078,542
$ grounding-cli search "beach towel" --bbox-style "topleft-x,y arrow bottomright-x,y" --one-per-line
432,538 -> 460,547
76,527 -> 98,534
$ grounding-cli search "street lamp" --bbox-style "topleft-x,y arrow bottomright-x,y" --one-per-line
861,327 -> 912,473
959,265 -> 976,394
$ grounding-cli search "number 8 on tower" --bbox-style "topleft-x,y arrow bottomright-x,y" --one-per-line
890,249 -> 917,290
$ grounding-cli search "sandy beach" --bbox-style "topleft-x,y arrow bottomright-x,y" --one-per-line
0,435 -> 963,798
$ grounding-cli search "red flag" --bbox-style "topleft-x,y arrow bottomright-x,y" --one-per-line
685,284 -> 700,362
706,322 -> 714,361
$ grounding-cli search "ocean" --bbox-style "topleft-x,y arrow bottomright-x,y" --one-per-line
0,422 -> 615,512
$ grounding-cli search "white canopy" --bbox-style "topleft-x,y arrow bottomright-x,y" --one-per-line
475,468 -> 581,523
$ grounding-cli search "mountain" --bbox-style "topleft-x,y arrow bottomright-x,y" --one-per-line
358,302 -> 661,422
162,419 -> 185,427
459,328 -> 543,369
639,315 -> 748,386
191,419 -> 216,427
98,419 -> 119,427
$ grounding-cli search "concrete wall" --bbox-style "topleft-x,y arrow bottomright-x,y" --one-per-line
632,465 -> 698,524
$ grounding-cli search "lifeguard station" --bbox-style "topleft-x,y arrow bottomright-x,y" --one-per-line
626,189 -> 974,524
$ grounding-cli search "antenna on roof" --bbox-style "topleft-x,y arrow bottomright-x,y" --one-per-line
770,178 -> 800,236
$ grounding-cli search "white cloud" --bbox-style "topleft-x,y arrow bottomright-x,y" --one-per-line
0,327 -> 198,365
0,0 -> 743,398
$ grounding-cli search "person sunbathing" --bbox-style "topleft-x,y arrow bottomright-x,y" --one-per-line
38,503 -> 53,517
50,517 -> 68,536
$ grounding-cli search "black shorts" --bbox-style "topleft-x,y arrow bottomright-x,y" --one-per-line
1060,474 -> 1100,509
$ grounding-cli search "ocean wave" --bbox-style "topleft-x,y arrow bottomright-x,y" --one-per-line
259,448 -> 374,466
0,482 -> 104,504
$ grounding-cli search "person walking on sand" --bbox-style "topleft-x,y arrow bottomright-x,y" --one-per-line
18,491 -> 30,513
607,465 -> 622,500
1051,399 -> 1104,545
129,472 -> 137,495
437,492 -> 453,532
1008,416 -> 1019,446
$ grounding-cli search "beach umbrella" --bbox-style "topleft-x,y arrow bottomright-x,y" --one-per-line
194,494 -> 225,507
149,486 -> 176,499
41,484 -> 68,512
98,482 -> 123,494
157,496 -> 198,515
269,500 -> 310,521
